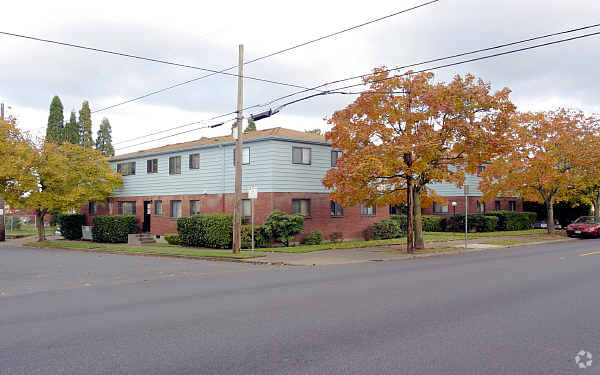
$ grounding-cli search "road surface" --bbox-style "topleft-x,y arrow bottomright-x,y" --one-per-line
1,240 -> 599,374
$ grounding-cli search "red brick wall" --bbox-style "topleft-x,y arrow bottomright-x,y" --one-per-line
90,193 -> 389,240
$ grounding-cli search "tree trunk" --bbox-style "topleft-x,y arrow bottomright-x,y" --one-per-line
413,188 -> 424,249
406,178 -> 414,254
36,209 -> 46,242
594,194 -> 600,217
545,198 -> 555,234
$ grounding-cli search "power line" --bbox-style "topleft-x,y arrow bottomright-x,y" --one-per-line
114,23 -> 600,147
90,0 -> 440,113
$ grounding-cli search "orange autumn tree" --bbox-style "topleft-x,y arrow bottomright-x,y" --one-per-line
479,109 -> 590,234
574,119 -> 600,215
323,70 -> 515,252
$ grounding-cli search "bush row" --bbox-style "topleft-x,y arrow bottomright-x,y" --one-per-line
59,214 -> 86,240
92,215 -> 137,243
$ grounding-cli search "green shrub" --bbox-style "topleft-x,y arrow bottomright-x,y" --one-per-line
447,214 -> 498,232
421,215 -> 446,232
92,215 -> 137,243
366,218 -> 406,240
59,214 -> 86,240
263,210 -> 304,247
303,231 -> 323,245
177,214 -> 233,249
164,234 -> 181,245
241,225 -> 270,249
485,211 -> 536,230
49,214 -> 62,227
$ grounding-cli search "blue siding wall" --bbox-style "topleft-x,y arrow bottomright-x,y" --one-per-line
428,174 -> 483,197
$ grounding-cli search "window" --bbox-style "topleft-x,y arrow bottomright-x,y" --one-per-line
154,200 -> 163,216
292,199 -> 311,217
116,161 -> 136,176
109,201 -> 114,215
233,148 -> 250,165
147,159 -> 158,173
361,201 -> 376,216
331,150 -> 343,167
495,200 -> 501,211
189,154 -> 200,170
190,200 -> 201,215
330,201 -> 343,217
389,205 -> 407,215
118,201 -> 136,215
477,165 -> 486,175
477,201 -> 486,214
509,201 -> 516,211
292,147 -> 311,165
433,202 -> 449,213
169,156 -> 181,175
242,199 -> 251,217
170,200 -> 182,218
89,201 -> 96,215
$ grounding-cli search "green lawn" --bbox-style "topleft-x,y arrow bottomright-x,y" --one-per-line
249,229 -> 548,253
7,224 -> 56,236
24,241 -> 265,259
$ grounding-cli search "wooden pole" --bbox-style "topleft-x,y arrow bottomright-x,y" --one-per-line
232,44 -> 244,254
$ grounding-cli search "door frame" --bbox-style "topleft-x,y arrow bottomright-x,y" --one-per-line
143,201 -> 152,233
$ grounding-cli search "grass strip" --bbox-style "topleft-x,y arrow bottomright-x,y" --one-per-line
24,241 -> 264,259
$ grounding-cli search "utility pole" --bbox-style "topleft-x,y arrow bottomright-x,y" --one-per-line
1,103 -> 4,120
232,44 -> 244,254
0,103 -> 5,241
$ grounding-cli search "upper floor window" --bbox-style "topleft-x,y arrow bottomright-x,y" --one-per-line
118,201 -> 136,215
233,148 -> 250,165
361,201 -> 376,216
292,199 -> 311,217
477,165 -> 486,175
169,156 -> 181,175
116,161 -> 136,176
433,202 -> 449,213
147,159 -> 158,173
509,201 -> 516,211
190,200 -> 201,215
331,150 -> 343,167
330,201 -> 343,217
170,200 -> 182,218
292,147 -> 311,165
89,201 -> 97,215
189,154 -> 200,170
155,200 -> 163,216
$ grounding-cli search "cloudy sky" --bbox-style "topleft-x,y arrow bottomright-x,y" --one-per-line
1,0 -> 599,154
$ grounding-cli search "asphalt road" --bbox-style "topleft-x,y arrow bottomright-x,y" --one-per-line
1,241 -> 599,375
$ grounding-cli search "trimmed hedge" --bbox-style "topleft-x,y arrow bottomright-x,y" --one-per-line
365,217 -> 407,240
164,234 -> 181,245
241,225 -> 270,249
263,210 -> 304,247
92,215 -> 137,243
302,231 -> 323,245
485,211 -> 537,231
59,214 -> 86,240
422,215 -> 446,232
447,214 -> 499,232
177,214 -> 233,249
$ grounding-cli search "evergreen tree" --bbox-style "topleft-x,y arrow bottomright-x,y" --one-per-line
244,118 -> 257,133
78,101 -> 94,147
64,110 -> 79,144
304,128 -> 322,136
95,117 -> 115,156
46,96 -> 64,143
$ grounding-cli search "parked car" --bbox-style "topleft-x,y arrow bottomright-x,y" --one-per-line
565,216 -> 600,238
533,219 -> 561,229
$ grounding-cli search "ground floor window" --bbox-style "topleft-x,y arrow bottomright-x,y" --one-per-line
433,202 -> 448,213
242,199 -> 251,217
360,201 -> 376,216
389,205 -> 407,215
330,201 -> 343,217
170,200 -> 182,218
477,201 -> 485,214
509,201 -> 516,211
495,200 -> 501,210
155,200 -> 163,216
89,201 -> 96,215
190,200 -> 201,215
292,199 -> 311,217
118,201 -> 136,215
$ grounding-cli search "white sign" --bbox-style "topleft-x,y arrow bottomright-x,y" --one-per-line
248,186 -> 258,199
0,209 -> 3,215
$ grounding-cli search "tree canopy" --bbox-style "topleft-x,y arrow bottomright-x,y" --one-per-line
64,110 -> 79,144
96,117 -> 115,156
46,96 -> 64,143
79,101 -> 94,147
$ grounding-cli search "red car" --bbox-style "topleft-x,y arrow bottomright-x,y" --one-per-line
566,216 -> 600,238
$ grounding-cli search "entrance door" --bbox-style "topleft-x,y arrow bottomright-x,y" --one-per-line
143,201 -> 152,233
